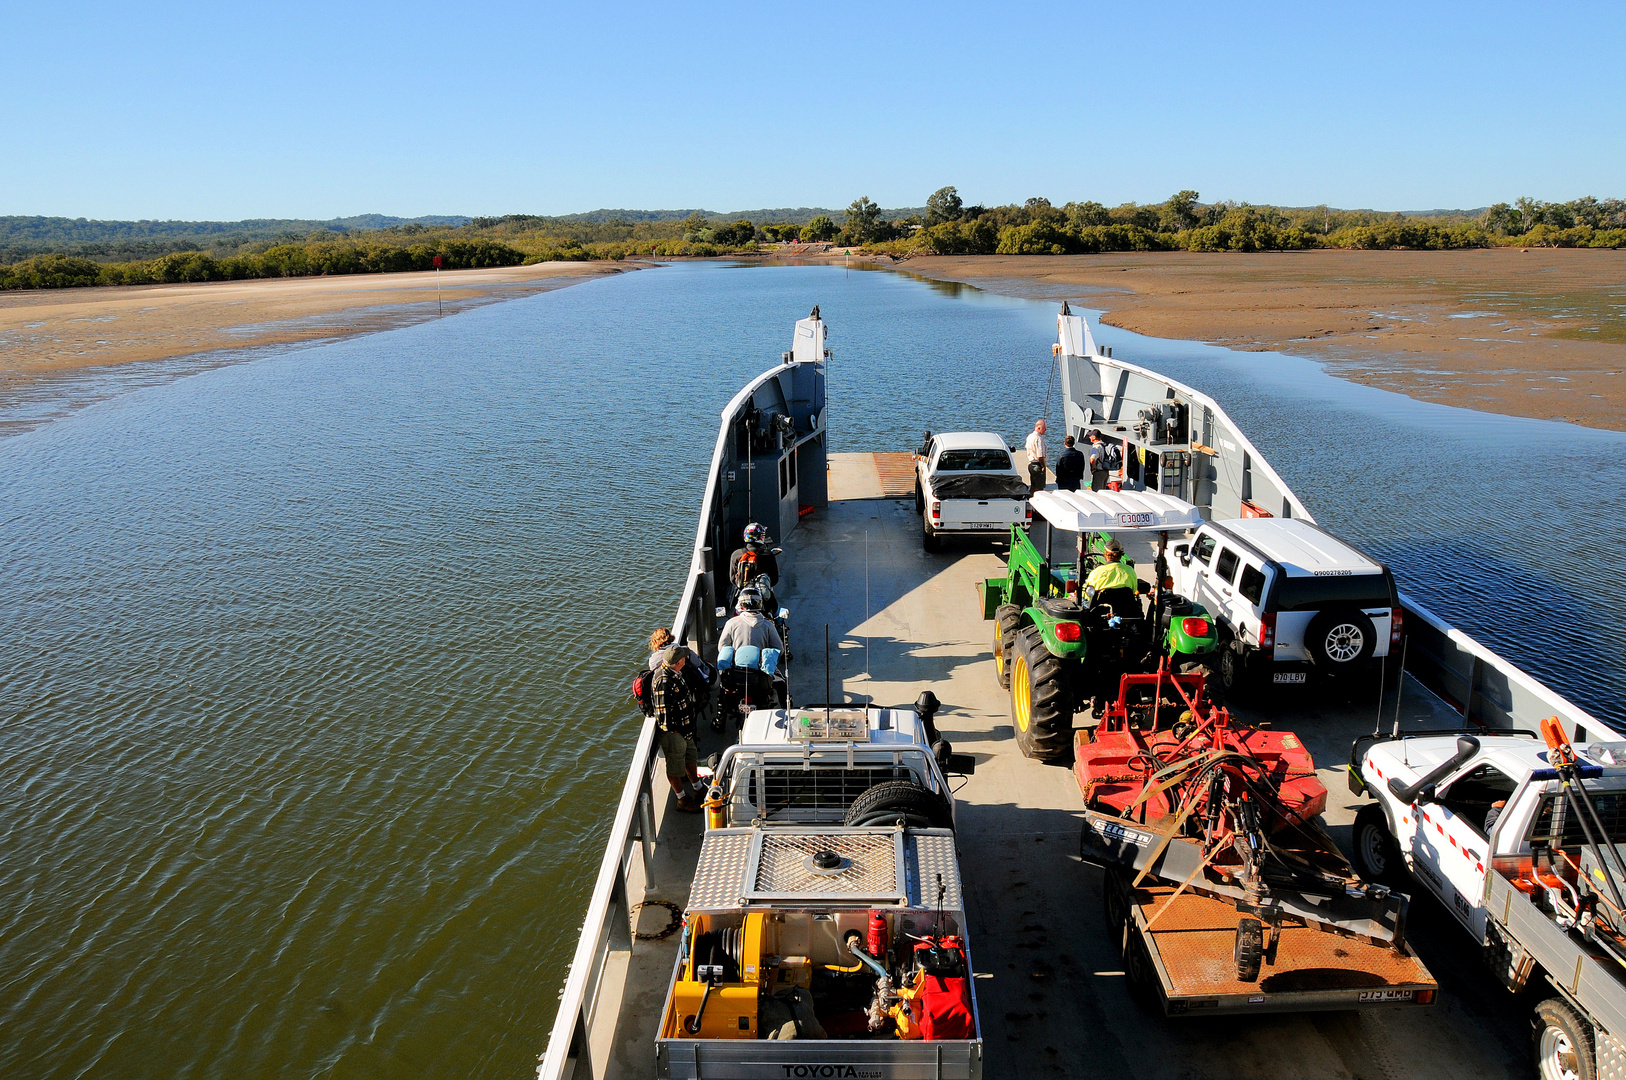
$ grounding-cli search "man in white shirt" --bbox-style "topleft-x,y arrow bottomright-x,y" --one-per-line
1024,420 -> 1048,496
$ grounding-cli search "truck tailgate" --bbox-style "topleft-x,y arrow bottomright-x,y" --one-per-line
656,1038 -> 983,1079
1130,886 -> 1437,1016
936,498 -> 1025,532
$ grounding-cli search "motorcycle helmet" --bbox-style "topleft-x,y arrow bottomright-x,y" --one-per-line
743,522 -> 768,544
737,587 -> 763,613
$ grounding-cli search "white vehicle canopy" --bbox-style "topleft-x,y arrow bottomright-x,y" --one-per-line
1029,489 -> 1204,533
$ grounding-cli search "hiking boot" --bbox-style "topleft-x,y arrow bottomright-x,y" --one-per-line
675,796 -> 704,813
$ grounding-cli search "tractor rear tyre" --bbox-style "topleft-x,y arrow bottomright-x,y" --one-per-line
1009,626 -> 1074,764
1234,917 -> 1264,982
993,604 -> 1022,689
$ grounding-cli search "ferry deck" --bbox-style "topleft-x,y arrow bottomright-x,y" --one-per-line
582,454 -> 1533,1080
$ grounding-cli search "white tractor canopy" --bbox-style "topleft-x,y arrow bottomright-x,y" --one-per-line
1029,489 -> 1204,533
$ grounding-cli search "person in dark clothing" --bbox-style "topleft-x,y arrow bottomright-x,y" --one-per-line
1086,430 -> 1110,491
728,522 -> 780,597
652,646 -> 703,811
1055,435 -> 1085,492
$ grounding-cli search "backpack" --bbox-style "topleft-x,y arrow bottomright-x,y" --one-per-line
1105,444 -> 1123,470
631,668 -> 655,716
733,545 -> 762,589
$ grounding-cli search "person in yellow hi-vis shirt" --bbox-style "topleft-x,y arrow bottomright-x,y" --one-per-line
1084,538 -> 1140,600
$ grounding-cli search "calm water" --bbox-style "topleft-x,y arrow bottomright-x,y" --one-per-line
1,262 -> 1622,1080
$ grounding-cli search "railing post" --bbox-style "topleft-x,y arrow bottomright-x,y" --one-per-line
608,862 -> 633,952
566,1008 -> 591,1080
699,546 -> 718,657
638,790 -> 657,887
1464,654 -> 1484,723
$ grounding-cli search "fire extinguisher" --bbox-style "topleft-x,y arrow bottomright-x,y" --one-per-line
867,909 -> 888,959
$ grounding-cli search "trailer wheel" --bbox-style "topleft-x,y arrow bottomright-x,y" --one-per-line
1534,997 -> 1595,1080
1352,804 -> 1404,884
1100,866 -> 1131,943
1123,925 -> 1157,1007
1234,917 -> 1264,982
921,511 -> 940,552
993,604 -> 1022,690
1009,627 -> 1073,764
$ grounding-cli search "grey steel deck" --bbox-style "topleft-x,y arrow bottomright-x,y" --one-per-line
588,478 -> 1533,1079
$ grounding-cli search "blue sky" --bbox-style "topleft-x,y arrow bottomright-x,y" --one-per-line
3,0 -> 1621,220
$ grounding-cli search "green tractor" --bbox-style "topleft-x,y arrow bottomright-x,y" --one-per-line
977,490 -> 1220,763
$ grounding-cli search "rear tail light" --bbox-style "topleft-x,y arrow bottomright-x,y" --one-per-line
931,500 -> 940,521
1181,617 -> 1211,638
1259,612 -> 1276,649
1390,607 -> 1404,647
1024,503 -> 1032,520
1416,989 -> 1435,1005
1161,576 -> 1174,590
1065,580 -> 1077,595
1054,622 -> 1082,642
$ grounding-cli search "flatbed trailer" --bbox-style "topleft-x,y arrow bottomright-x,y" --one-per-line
1102,872 -> 1438,1016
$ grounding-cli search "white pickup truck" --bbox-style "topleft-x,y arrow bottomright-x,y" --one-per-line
1350,726 -> 1626,1079
913,431 -> 1030,552
656,703 -> 982,1077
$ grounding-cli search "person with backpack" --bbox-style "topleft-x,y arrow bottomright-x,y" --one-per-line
651,646 -> 704,812
640,627 -> 715,725
728,522 -> 779,599
1086,430 -> 1110,491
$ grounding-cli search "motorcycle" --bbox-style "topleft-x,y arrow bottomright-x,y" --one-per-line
715,643 -> 787,735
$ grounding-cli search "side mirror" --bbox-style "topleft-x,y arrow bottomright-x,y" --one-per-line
945,753 -> 977,775
1173,544 -> 1190,559
771,547 -> 783,555
777,607 -> 790,621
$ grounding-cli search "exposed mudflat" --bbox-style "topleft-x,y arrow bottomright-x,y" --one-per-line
894,249 -> 1626,431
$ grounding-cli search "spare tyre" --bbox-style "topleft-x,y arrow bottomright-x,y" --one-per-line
1305,608 -> 1377,671
844,780 -> 954,829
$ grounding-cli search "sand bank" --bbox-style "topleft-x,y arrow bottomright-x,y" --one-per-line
894,250 -> 1626,431
0,261 -> 640,380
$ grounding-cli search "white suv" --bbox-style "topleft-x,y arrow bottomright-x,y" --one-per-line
1169,518 -> 1400,694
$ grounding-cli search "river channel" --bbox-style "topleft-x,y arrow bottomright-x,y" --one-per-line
1,261 -> 1622,1079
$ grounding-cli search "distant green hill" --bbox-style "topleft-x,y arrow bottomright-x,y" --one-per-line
521,207 -> 924,226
